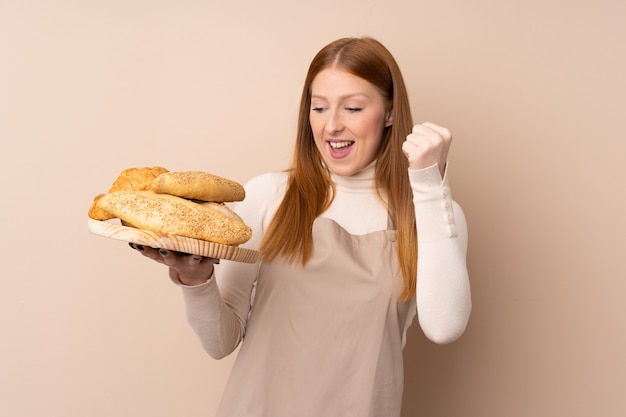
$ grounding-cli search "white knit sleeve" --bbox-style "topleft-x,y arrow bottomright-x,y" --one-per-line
410,163 -> 472,344
179,172 -> 285,359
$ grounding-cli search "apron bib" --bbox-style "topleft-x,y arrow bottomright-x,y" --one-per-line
216,218 -> 416,417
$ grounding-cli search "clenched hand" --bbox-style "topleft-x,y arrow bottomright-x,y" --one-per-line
402,122 -> 452,177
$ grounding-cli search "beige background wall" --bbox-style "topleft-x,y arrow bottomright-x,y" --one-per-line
1,1 -> 624,416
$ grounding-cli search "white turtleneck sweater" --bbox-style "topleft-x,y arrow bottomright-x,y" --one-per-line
179,162 -> 471,359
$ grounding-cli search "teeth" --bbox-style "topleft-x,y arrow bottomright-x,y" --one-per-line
329,141 -> 353,149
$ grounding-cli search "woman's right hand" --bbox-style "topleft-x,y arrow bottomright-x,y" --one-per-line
129,243 -> 220,286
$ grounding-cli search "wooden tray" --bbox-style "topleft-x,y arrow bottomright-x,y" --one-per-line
88,218 -> 261,264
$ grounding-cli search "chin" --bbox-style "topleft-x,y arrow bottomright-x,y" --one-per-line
327,164 -> 360,177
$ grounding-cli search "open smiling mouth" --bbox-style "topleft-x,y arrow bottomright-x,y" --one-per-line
328,140 -> 354,149
327,140 -> 355,158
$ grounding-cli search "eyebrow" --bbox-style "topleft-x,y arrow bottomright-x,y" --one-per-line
310,93 -> 371,100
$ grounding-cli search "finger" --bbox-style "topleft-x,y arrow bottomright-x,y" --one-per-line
189,255 -> 203,265
402,139 -> 419,156
412,123 -> 431,135
402,140 -> 433,166
129,242 -> 149,253
186,255 -> 220,266
409,126 -> 439,144
421,122 -> 452,141
405,132 -> 437,150
129,243 -> 162,261
158,249 -> 180,266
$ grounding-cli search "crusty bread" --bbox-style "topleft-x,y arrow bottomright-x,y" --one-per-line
88,166 -> 169,220
151,171 -> 245,202
110,166 -> 169,193
95,191 -> 252,245
88,194 -> 113,220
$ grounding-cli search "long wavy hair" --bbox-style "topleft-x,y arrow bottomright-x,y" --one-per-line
260,37 -> 417,301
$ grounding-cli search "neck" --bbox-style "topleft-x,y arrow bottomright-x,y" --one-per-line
331,161 -> 376,191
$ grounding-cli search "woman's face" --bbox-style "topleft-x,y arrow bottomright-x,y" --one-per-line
309,67 -> 391,177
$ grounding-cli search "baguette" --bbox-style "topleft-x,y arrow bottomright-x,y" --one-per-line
95,191 -> 252,245
151,171 -> 245,202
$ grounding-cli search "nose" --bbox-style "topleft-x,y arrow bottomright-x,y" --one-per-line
325,109 -> 344,134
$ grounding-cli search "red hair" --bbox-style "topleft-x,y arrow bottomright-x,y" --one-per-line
261,37 -> 417,300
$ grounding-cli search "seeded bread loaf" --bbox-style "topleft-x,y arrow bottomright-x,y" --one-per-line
95,191 -> 252,245
88,166 -> 169,220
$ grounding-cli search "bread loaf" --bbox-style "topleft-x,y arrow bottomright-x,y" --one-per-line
151,171 -> 245,202
88,166 -> 169,220
88,194 -> 111,220
95,191 -> 252,245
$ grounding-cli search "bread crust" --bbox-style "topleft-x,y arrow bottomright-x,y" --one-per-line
151,171 -> 245,202
88,194 -> 112,220
110,166 -> 169,193
88,166 -> 169,220
95,191 -> 252,245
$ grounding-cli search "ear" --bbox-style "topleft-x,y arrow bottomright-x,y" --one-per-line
384,109 -> 393,127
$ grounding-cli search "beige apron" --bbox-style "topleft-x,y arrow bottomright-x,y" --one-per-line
216,217 -> 417,417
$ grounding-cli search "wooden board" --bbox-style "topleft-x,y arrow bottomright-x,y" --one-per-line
88,218 -> 261,264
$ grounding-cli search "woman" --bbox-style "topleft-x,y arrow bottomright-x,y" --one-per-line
133,37 -> 471,417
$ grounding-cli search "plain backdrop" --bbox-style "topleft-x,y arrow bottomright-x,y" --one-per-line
1,1 -> 625,416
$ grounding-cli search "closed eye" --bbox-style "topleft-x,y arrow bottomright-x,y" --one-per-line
346,107 -> 363,113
